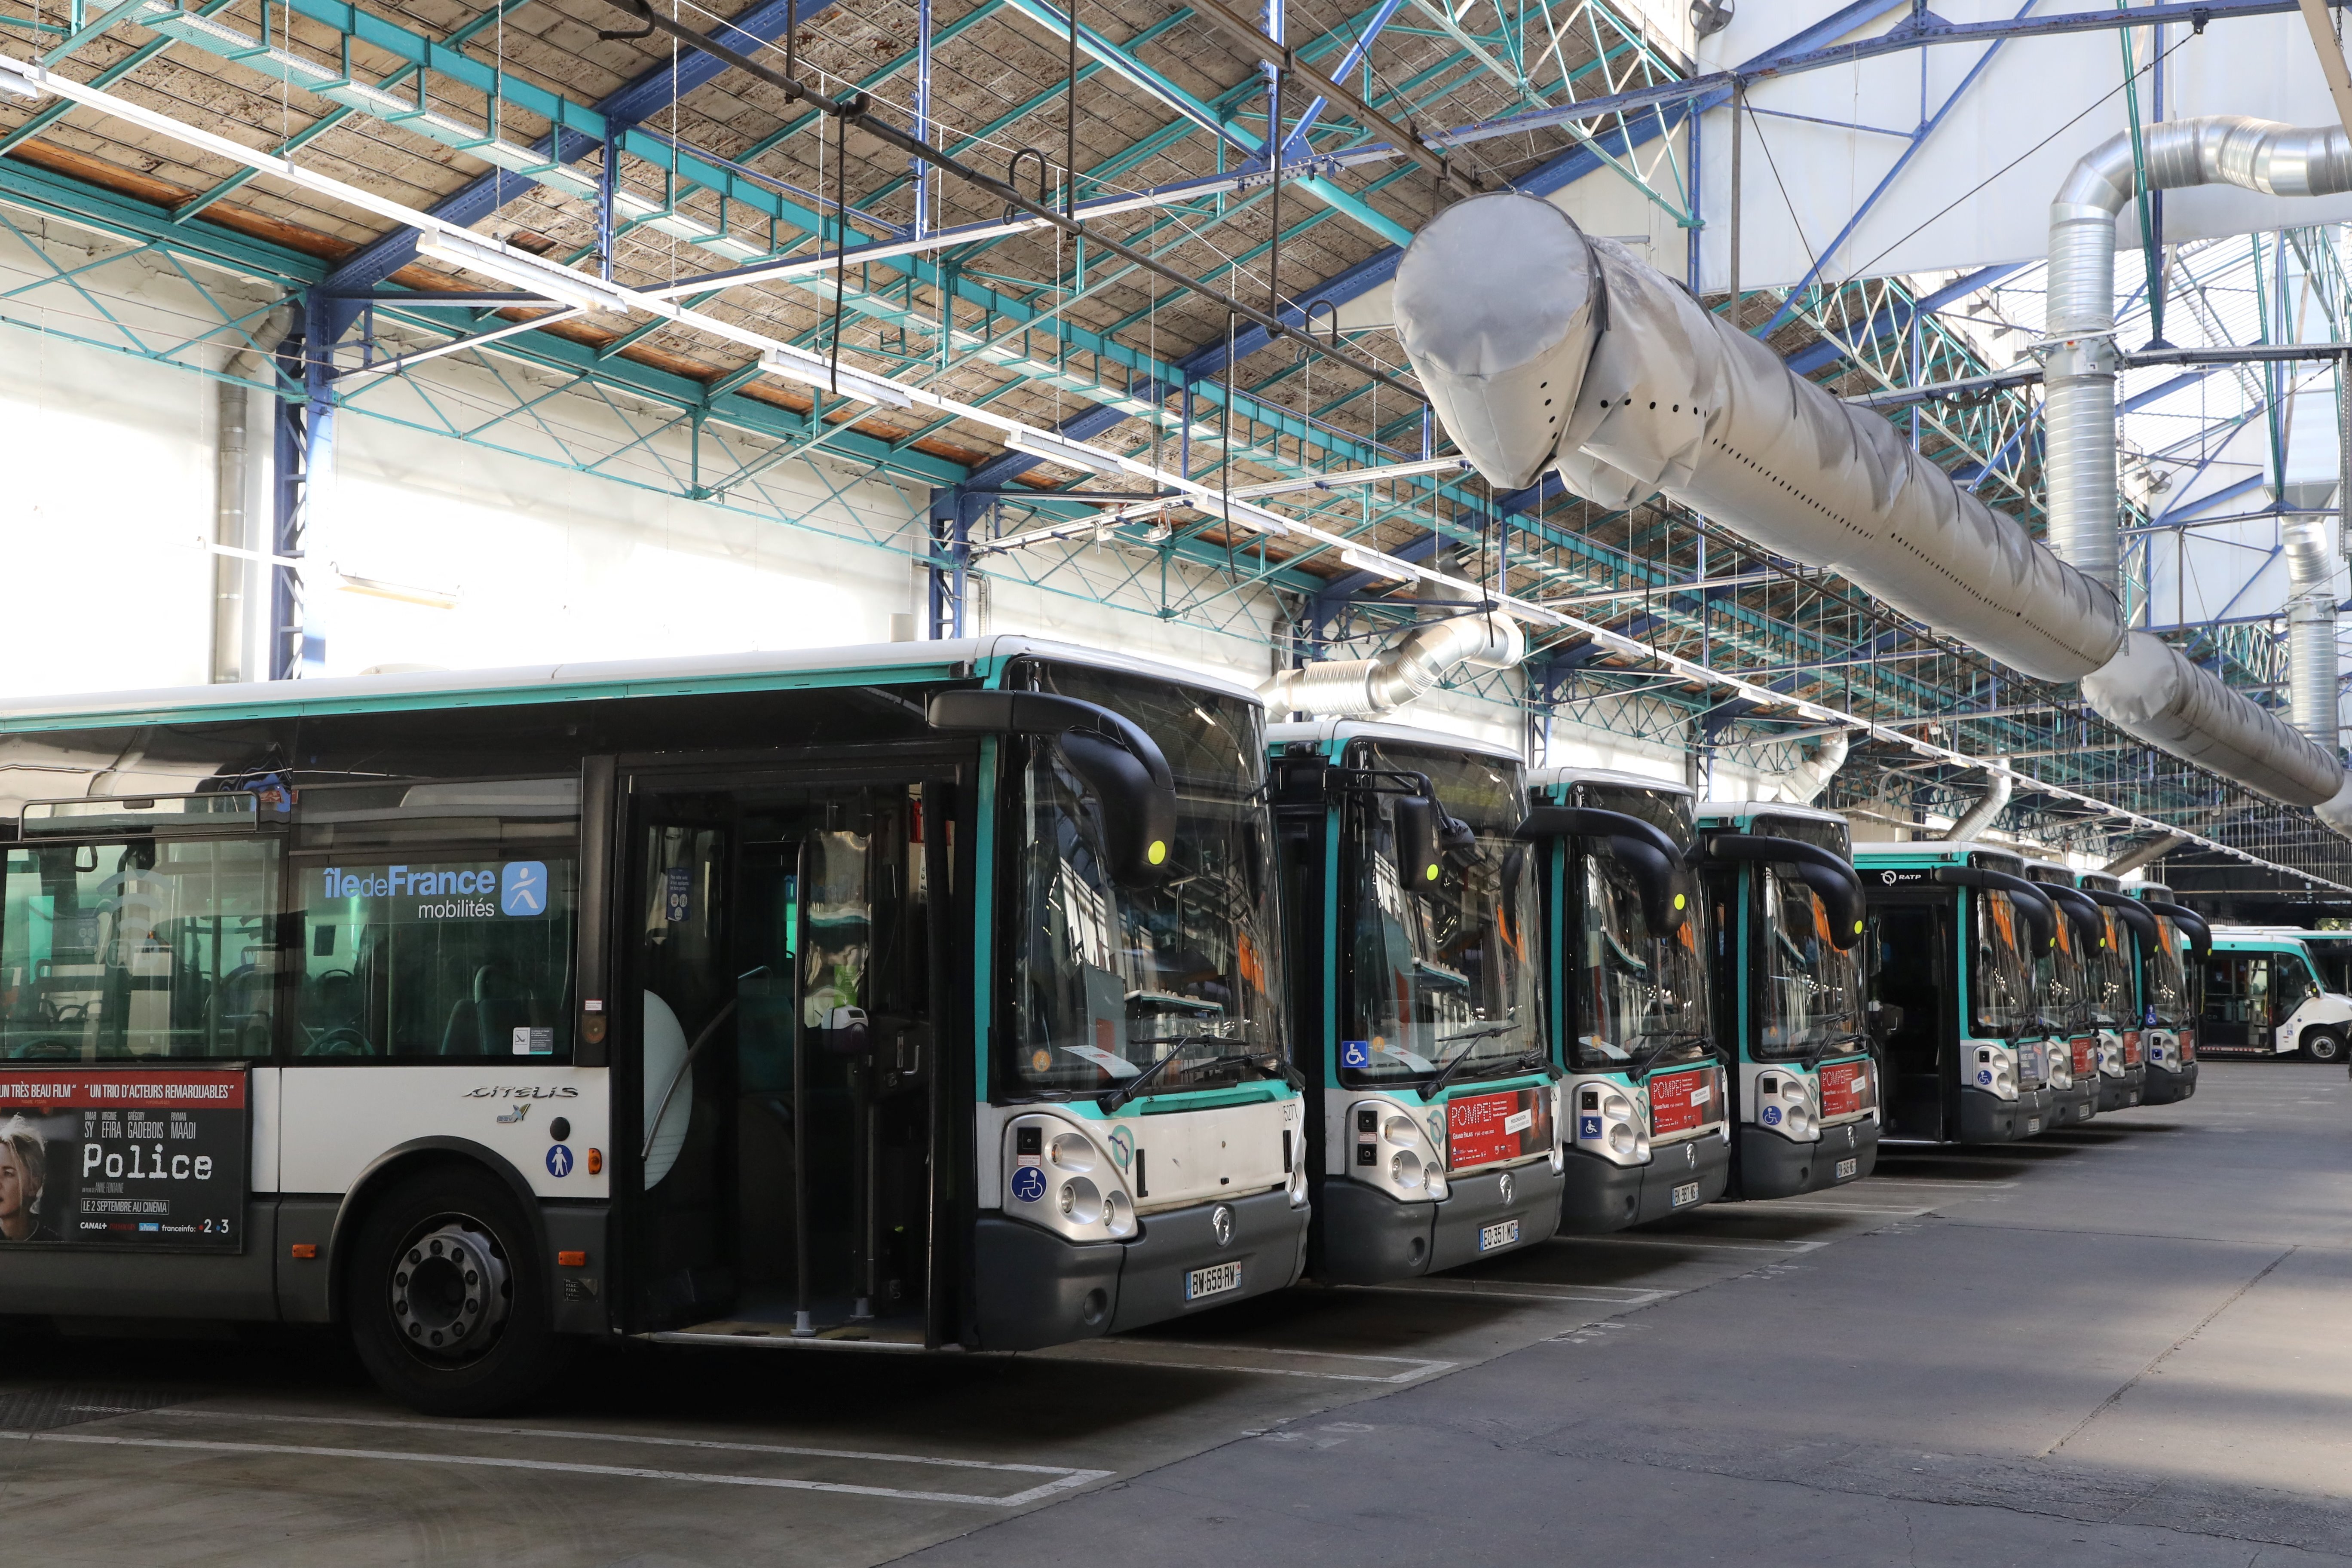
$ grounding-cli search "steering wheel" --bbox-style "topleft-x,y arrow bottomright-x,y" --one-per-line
303,1027 -> 374,1057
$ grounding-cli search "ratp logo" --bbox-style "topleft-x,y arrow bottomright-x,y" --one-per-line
501,861 -> 548,917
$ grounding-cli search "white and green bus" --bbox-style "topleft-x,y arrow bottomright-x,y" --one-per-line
0,640 -> 1308,1412
1268,722 -> 1562,1281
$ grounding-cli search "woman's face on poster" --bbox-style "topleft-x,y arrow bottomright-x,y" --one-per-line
0,1142 -> 26,1221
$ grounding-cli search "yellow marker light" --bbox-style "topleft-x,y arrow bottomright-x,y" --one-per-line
1424,863 -> 1440,882
1147,840 -> 1167,865
1673,893 -> 1687,910
1854,920 -> 1865,934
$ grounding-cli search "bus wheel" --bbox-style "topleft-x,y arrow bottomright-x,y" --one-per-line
348,1166 -> 565,1416
2303,1030 -> 2348,1065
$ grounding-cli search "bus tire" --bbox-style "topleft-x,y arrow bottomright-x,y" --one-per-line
2303,1029 -> 2348,1065
347,1165 -> 566,1416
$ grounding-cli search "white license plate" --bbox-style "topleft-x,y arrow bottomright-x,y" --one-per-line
1835,1158 -> 1858,1180
1671,1181 -> 1701,1208
1184,1262 -> 1242,1302
2026,1118 -> 2042,1134
1478,1219 -> 1520,1252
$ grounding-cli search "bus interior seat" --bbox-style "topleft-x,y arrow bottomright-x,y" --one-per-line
441,962 -> 541,1056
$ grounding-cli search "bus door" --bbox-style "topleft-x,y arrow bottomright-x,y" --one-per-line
2199,951 -> 2267,1051
1868,895 -> 1955,1139
625,766 -> 954,1344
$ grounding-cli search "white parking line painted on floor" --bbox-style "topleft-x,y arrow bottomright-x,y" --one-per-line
1562,1233 -> 1831,1253
80,1407 -> 1099,1483
1038,1342 -> 1456,1384
1,1430 -> 1111,1505
1345,1280 -> 1674,1308
1748,1201 -> 1936,1217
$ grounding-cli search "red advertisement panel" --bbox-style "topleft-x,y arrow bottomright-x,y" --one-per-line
1819,1060 -> 1871,1119
0,1069 -> 247,1251
1446,1087 -> 1553,1169
2070,1036 -> 2097,1077
2178,1029 -> 2196,1063
2122,1031 -> 2143,1066
1648,1068 -> 1716,1135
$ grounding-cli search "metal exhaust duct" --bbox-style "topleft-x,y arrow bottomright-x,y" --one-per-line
1939,765 -> 2012,842
1390,186 -> 2351,831
1264,611 -> 1525,717
1778,729 -> 1848,806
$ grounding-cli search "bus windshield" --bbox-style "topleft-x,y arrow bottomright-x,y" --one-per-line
2086,909 -> 2135,1027
2036,906 -> 2089,1034
1344,748 -> 1543,1089
2301,936 -> 2352,995
1006,665 -> 1284,1096
1968,888 -> 2036,1038
1572,848 -> 1708,1072
1756,867 -> 1866,1060
2141,915 -> 2192,1027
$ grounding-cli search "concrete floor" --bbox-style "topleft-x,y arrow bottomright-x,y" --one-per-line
2,1064 -> 2347,1565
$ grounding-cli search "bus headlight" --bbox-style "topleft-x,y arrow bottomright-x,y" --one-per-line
1003,1114 -> 1140,1243
1348,1098 -> 1446,1203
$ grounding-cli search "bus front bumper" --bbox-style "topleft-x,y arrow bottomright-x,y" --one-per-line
2143,1059 -> 2198,1105
1313,1162 -> 1563,1284
970,1188 -> 1308,1351
1558,1132 -> 1730,1234
1736,1116 -> 1879,1200
2050,1079 -> 2100,1127
1958,1084 -> 2052,1143
2095,1065 -> 2146,1113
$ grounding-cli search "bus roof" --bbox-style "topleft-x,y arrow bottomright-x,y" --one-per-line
1851,840 -> 2020,870
1530,765 -> 1692,797
1695,797 -> 1843,830
0,636 -> 1266,734
1266,719 -> 1524,766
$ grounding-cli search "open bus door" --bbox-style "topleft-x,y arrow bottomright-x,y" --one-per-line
622,763 -> 959,1347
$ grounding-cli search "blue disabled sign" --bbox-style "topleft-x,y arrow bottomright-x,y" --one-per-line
1341,1040 -> 1371,1069
1010,1165 -> 1047,1203
545,1144 -> 573,1178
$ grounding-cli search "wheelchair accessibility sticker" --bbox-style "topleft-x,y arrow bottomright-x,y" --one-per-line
1341,1040 -> 1371,1069
1010,1165 -> 1048,1203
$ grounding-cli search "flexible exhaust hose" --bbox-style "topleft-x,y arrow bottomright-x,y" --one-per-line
1390,184 -> 2347,824
1779,729 -> 1848,805
1264,611 -> 1525,717
1940,766 -> 2012,842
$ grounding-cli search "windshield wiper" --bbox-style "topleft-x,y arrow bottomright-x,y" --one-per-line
1622,1029 -> 1711,1084
1098,1041 -> 1285,1112
1800,1030 -> 1869,1071
1416,1025 -> 1531,1100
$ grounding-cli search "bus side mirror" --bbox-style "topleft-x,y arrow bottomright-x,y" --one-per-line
928,688 -> 1178,888
1393,796 -> 1445,894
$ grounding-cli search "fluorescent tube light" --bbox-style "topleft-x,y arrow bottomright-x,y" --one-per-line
414,229 -> 627,314
758,346 -> 914,410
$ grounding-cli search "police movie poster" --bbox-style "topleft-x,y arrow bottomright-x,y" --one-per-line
0,1069 -> 245,1251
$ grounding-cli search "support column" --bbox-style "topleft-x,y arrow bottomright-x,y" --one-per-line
268,297 -> 335,679
926,487 -> 981,639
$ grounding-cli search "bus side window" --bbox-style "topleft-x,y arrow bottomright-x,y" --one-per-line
0,838 -> 279,1062
291,851 -> 578,1062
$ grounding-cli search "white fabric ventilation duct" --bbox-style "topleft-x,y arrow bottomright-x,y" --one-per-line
1939,766 -> 2011,842
1778,729 -> 1848,805
1263,611 -> 1525,717
1390,177 -> 2351,836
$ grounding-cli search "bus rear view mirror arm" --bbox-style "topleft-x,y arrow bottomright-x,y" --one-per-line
1520,805 -> 1689,932
1930,866 -> 2056,952
2081,887 -> 2160,947
2141,898 -> 2211,958
927,689 -> 1177,887
1693,833 -> 1866,950
2039,883 -> 2109,949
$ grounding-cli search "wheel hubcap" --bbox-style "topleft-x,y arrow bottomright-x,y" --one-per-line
391,1219 -> 510,1360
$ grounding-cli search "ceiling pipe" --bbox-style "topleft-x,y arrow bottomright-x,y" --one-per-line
1777,728 -> 1849,805
1388,184 -> 2350,838
2043,116 -> 2352,833
2102,830 -> 2189,877
1939,765 -> 2012,842
1263,611 -> 1525,717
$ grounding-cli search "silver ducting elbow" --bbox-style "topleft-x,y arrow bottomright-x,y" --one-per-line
1940,765 -> 2012,841
2047,118 -> 2352,591
2102,830 -> 2188,876
2318,777 -> 2352,841
2083,632 -> 2344,805
2282,514 -> 2340,752
1778,729 -> 1848,805
1264,612 -> 1526,717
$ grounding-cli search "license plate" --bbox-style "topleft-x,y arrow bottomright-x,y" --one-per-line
2026,1118 -> 2042,1134
1671,1181 -> 1701,1207
1478,1219 -> 1520,1252
1835,1158 -> 1858,1179
1184,1262 -> 1242,1302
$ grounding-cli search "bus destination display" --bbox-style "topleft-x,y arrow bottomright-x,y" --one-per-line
0,1069 -> 245,1251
